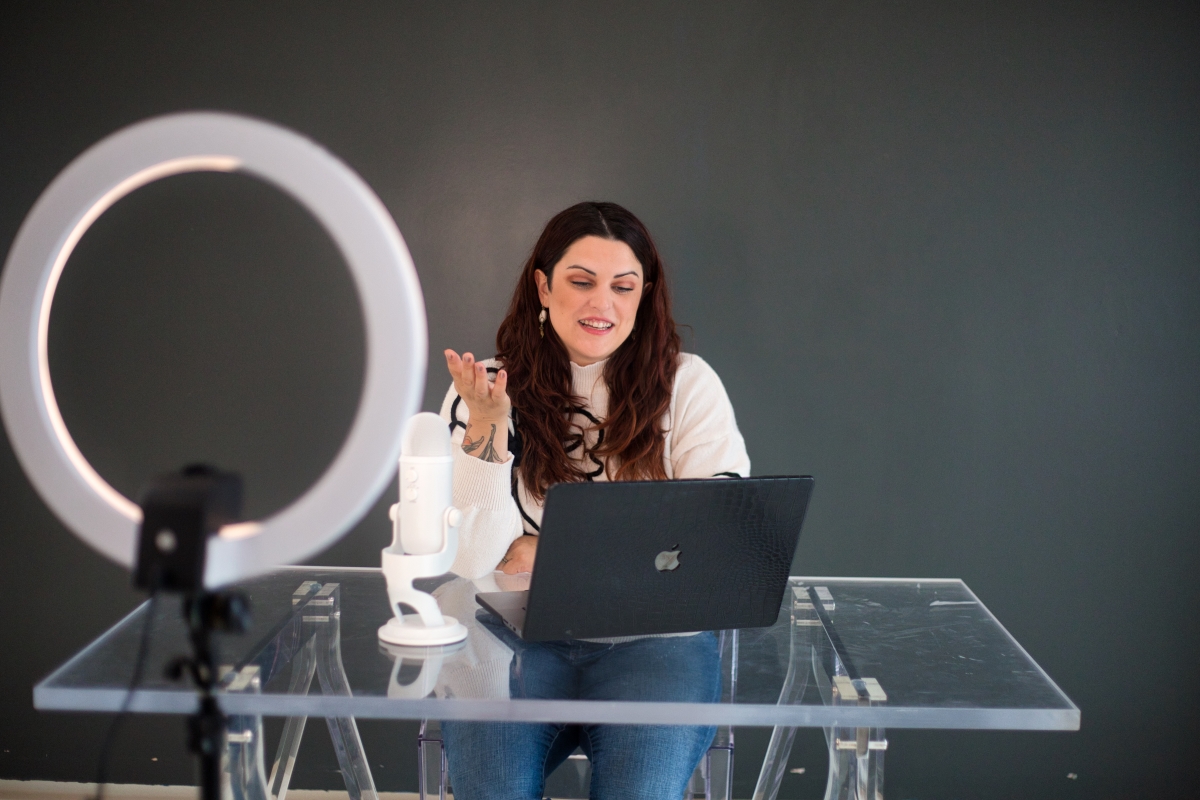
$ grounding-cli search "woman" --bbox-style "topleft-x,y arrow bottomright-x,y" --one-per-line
439,202 -> 750,800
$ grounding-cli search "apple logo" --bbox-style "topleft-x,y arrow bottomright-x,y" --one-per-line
655,545 -> 681,572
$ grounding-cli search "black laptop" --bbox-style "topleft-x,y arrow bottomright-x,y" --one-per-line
475,475 -> 814,641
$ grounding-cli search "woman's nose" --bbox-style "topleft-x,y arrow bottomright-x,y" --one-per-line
588,289 -> 612,311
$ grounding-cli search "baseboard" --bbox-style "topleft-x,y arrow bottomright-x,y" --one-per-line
0,782 -> 424,800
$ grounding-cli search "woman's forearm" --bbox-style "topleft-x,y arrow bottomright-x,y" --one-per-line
449,502 -> 523,578
461,418 -> 509,463
444,350 -> 511,464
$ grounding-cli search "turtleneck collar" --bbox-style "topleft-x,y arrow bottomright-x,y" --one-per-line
570,358 -> 607,398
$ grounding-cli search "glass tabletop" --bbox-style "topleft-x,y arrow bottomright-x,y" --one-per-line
35,567 -> 1079,730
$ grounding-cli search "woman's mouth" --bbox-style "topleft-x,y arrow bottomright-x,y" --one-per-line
578,318 -> 614,335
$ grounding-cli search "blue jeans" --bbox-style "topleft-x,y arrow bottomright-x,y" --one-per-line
442,615 -> 721,800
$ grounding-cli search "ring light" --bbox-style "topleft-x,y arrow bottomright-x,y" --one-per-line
0,112 -> 427,588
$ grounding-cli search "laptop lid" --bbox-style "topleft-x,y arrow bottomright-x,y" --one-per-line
518,475 -> 813,641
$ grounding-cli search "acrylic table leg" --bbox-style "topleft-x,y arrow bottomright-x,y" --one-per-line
417,719 -> 448,800
223,666 -> 270,800
707,628 -> 736,800
311,584 -> 379,800
261,582 -> 379,800
752,582 -> 817,800
754,726 -> 800,800
704,728 -> 735,800
825,677 -> 888,799
266,635 -> 318,800
822,725 -> 886,800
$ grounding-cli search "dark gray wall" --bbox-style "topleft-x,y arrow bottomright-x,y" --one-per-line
2,2 -> 1197,798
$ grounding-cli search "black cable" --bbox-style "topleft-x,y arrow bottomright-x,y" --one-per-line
90,591 -> 159,800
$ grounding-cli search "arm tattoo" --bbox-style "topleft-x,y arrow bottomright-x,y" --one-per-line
480,423 -> 502,463
463,423 -> 504,462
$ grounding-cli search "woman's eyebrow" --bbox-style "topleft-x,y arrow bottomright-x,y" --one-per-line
563,264 -> 640,279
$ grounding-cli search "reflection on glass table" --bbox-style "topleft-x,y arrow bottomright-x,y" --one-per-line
36,567 -> 1078,800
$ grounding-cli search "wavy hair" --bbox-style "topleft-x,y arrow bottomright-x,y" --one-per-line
496,202 -> 681,500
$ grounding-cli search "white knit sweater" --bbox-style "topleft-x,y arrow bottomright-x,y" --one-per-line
439,353 -> 751,580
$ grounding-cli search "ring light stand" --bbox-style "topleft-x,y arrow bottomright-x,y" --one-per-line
0,113 -> 427,800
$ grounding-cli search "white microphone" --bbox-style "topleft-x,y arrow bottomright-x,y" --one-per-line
378,412 -> 467,646
391,412 -> 458,555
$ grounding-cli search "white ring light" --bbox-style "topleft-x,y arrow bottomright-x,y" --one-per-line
0,112 -> 427,588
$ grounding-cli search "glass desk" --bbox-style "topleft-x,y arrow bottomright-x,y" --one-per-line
35,567 -> 1079,800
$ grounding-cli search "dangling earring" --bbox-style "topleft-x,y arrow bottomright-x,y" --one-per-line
538,307 -> 547,338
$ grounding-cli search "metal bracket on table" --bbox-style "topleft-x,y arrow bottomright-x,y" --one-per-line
828,675 -> 887,800
221,582 -> 379,800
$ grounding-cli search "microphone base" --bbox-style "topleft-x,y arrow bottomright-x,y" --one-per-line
378,614 -> 468,646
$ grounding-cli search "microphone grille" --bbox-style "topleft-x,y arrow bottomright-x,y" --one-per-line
401,412 -> 451,457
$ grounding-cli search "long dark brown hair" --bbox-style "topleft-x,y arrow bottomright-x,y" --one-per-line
496,202 -> 682,500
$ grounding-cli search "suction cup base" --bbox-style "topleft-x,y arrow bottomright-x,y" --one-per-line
378,614 -> 468,646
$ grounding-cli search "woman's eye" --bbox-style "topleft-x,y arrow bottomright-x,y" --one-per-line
613,285 -> 634,294
571,281 -> 592,289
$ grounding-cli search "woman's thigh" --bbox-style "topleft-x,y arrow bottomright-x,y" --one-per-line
444,631 -> 723,799
580,633 -> 723,799
442,626 -> 582,800
442,720 -> 580,800
581,632 -> 723,703
583,722 -> 717,800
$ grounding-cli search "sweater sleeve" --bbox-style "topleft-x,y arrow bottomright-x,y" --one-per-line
438,380 -> 524,579
667,355 -> 752,480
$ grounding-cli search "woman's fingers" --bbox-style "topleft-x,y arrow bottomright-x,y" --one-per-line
499,534 -> 537,574
446,350 -> 479,395
444,349 -> 466,387
461,352 -> 475,391
446,350 -> 509,417
462,353 -> 485,397
473,362 -> 491,399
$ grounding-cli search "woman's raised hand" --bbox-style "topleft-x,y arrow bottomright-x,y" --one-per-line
445,350 -> 511,463
445,350 -> 510,419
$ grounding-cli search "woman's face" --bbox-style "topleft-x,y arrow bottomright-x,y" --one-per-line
535,235 -> 646,366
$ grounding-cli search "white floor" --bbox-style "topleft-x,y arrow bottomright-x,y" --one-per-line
0,782 -> 424,800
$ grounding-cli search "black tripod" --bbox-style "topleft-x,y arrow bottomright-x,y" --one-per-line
168,592 -> 250,800
136,465 -> 250,800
